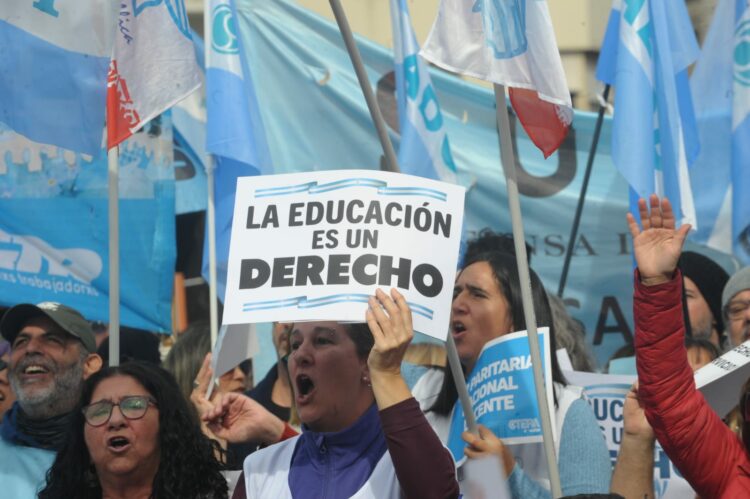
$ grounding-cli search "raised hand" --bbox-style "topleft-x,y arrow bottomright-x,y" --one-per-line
626,195 -> 690,286
366,288 -> 414,376
203,392 -> 285,445
365,288 -> 414,409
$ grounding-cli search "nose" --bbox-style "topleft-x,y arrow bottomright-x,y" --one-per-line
452,290 -> 468,316
291,338 -> 314,367
107,405 -> 127,428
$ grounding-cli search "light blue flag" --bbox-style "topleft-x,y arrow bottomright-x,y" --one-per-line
0,2 -> 115,156
596,0 -> 700,228
0,118 -> 176,332
690,0 -> 750,264
202,0 -> 273,301
172,35 -> 208,215
389,0 -> 458,183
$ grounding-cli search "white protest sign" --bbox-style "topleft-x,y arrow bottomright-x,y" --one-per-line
223,170 -> 465,340
563,369 -> 695,499
695,340 -> 750,417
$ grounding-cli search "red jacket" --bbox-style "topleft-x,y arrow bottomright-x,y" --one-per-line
634,271 -> 750,498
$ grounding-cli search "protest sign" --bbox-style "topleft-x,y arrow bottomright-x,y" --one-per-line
458,455 -> 510,499
695,339 -> 750,417
564,369 -> 694,498
222,170 -> 464,340
447,329 -> 553,462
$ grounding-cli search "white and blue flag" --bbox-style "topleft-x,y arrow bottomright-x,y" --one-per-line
690,0 -> 750,263
389,0 -> 457,183
202,0 -> 273,301
0,2 -> 116,155
596,0 -> 700,228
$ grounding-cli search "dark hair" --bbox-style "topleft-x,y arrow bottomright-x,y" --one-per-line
344,322 -> 374,358
430,251 -> 566,415
39,362 -> 227,499
463,229 -> 532,267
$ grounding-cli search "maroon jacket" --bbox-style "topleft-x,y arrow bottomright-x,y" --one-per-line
634,270 -> 750,498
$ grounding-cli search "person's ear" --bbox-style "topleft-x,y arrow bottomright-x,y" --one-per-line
83,353 -> 103,379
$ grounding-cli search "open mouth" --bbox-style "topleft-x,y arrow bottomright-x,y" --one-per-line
295,374 -> 315,403
21,364 -> 50,376
452,322 -> 466,336
107,436 -> 131,452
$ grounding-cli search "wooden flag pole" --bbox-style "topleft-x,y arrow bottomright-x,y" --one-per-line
327,0 -> 477,435
493,84 -> 563,497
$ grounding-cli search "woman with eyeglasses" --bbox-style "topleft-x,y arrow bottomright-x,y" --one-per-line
38,361 -> 227,499
629,195 -> 750,497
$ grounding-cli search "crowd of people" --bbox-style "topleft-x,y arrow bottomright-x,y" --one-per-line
0,195 -> 749,498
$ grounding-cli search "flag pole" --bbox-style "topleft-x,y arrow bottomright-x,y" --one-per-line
557,84 -> 611,298
327,0 -> 477,435
204,0 -> 219,350
107,147 -> 120,367
328,0 -> 399,174
493,84 -> 562,497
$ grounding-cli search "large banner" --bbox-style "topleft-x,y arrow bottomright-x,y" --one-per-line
223,170 -> 464,340
0,119 -> 176,331
564,370 -> 694,498
447,329 -> 553,461
231,0 -> 639,366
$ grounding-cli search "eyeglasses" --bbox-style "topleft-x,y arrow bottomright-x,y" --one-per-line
82,395 -> 157,427
726,300 -> 750,320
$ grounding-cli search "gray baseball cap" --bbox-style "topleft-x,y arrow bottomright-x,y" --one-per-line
0,302 -> 96,352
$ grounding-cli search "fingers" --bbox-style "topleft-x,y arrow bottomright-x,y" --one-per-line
638,197 -> 650,230
193,353 -> 214,399
648,194 -> 662,228
626,212 -> 641,240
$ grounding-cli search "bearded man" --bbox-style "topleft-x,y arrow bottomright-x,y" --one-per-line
0,302 -> 102,497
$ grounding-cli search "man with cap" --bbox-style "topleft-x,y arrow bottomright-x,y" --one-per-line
678,251 -> 730,348
723,267 -> 750,348
0,301 -> 102,497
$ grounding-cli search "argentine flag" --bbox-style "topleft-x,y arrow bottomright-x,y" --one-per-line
596,0 -> 700,228
203,0 -> 273,302
690,0 -> 750,263
0,2 -> 116,155
389,0 -> 458,183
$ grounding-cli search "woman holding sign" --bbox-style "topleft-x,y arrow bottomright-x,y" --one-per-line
204,288 -> 459,499
413,251 -> 610,497
628,195 -> 750,497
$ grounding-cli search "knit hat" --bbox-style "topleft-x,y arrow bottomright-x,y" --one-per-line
722,267 -> 750,312
678,251 -> 730,333
0,302 -> 96,352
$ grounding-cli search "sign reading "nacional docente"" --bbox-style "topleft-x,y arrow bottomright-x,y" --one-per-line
222,170 -> 465,340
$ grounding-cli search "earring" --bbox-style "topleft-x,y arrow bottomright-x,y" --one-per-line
362,376 -> 371,387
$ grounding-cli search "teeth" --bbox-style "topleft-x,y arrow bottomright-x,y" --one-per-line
24,365 -> 48,374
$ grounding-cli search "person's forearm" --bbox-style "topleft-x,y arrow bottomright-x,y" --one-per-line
611,434 -> 655,498
370,371 -> 411,410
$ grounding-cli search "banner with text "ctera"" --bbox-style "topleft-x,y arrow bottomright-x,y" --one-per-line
222,170 -> 465,340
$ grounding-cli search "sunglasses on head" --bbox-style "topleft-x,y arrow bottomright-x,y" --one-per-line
82,395 -> 157,427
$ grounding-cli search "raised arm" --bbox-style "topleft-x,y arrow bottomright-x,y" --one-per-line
367,288 -> 459,499
629,195 -> 746,497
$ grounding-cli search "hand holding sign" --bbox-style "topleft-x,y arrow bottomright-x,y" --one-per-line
367,288 -> 415,410
626,195 -> 690,286
462,424 -> 515,476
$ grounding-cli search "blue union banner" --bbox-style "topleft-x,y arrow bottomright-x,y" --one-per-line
0,116 -> 176,332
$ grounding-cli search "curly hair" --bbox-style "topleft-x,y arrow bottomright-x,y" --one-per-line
38,362 -> 227,499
